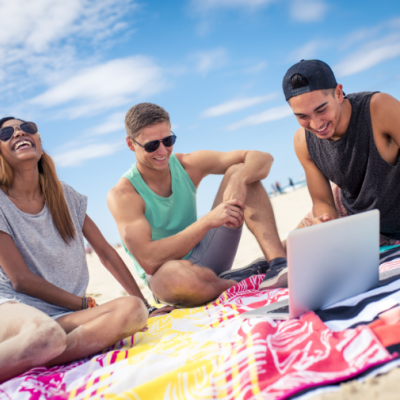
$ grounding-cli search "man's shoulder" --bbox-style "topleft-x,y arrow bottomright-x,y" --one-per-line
108,178 -> 140,205
294,127 -> 307,148
370,92 -> 397,111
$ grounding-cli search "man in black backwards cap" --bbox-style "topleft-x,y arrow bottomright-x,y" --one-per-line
283,59 -> 400,246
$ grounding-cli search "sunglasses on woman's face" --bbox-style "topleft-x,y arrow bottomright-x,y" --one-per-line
0,122 -> 38,142
131,133 -> 177,153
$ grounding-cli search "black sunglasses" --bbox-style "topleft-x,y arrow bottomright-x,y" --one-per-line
0,122 -> 38,142
131,133 -> 177,153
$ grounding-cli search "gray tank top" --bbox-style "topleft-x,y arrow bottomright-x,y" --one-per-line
306,91 -> 400,239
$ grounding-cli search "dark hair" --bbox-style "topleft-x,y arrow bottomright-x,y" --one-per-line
290,74 -> 308,90
290,74 -> 335,98
0,116 -> 75,243
0,116 -> 24,127
125,103 -> 170,139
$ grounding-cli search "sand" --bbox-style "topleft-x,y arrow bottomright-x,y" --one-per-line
85,186 -> 399,399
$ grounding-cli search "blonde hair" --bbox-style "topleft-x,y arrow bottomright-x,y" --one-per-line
0,151 -> 75,243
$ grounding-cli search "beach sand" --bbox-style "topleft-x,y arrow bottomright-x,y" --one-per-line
85,186 -> 399,399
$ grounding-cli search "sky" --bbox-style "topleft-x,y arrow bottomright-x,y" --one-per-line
1,0 -> 400,244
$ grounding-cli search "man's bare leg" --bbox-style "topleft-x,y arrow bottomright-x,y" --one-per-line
212,164 -> 286,261
150,164 -> 285,306
149,260 -> 237,307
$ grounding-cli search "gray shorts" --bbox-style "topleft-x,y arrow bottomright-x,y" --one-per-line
146,224 -> 242,288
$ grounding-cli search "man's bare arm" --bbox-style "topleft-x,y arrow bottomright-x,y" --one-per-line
177,150 -> 273,205
294,128 -> 337,224
176,150 -> 273,187
371,93 -> 400,151
107,179 -> 245,275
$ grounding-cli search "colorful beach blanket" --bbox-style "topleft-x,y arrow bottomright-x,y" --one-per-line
1,250 -> 400,400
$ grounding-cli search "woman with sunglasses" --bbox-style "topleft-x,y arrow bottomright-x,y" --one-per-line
0,117 -> 173,383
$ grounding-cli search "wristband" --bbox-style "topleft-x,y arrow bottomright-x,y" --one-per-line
82,296 -> 96,310
142,298 -> 158,315
148,306 -> 158,314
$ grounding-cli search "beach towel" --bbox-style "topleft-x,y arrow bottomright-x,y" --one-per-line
1,249 -> 400,400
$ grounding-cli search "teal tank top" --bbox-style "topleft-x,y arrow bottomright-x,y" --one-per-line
121,154 -> 197,284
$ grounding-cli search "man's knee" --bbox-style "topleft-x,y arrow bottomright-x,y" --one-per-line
149,260 -> 218,305
149,260 -> 189,304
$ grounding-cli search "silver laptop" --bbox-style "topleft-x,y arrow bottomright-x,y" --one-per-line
240,210 -> 380,320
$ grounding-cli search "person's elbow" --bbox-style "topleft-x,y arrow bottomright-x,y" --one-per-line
10,274 -> 32,294
259,151 -> 274,176
265,152 -> 274,166
136,256 -> 160,276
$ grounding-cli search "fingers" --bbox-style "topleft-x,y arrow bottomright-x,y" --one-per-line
225,199 -> 246,210
312,214 -> 334,225
228,208 -> 244,226
149,305 -> 176,318
322,214 -> 332,221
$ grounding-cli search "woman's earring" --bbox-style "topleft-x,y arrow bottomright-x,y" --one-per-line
37,132 -> 42,144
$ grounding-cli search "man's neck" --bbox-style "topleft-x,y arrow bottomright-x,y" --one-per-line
331,98 -> 352,141
136,159 -> 171,188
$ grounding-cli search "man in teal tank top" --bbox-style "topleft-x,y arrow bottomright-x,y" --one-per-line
108,103 -> 287,307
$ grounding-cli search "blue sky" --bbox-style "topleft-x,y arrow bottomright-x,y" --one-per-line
2,0 -> 400,244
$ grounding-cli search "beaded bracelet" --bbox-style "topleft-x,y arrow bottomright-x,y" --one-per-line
82,296 -> 96,310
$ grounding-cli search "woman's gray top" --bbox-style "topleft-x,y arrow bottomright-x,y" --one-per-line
306,91 -> 400,239
0,182 -> 89,316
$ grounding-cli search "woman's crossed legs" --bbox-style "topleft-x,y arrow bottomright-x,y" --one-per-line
0,297 -> 148,383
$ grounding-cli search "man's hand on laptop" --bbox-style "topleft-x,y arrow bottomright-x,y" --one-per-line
312,213 -> 335,225
203,200 -> 246,229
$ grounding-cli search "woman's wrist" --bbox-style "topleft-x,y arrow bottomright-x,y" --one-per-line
82,296 -> 97,310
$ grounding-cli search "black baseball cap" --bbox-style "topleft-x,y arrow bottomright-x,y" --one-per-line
282,59 -> 338,101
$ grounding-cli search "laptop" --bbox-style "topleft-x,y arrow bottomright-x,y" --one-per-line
240,210 -> 380,320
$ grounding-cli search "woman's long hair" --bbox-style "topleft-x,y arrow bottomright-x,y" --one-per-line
0,141 -> 75,243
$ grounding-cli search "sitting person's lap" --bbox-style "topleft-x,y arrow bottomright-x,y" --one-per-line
146,224 -> 242,305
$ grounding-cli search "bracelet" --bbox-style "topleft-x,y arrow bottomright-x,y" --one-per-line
148,306 -> 158,314
142,298 -> 158,315
82,296 -> 96,310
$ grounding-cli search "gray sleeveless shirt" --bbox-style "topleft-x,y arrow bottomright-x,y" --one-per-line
0,182 -> 89,316
306,91 -> 400,240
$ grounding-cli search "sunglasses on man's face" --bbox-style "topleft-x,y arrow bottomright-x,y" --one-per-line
0,122 -> 38,142
131,133 -> 177,153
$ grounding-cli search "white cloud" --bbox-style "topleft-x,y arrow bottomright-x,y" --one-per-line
245,61 -> 268,74
53,142 -> 125,167
86,112 -> 126,136
290,0 -> 328,22
190,0 -> 276,12
0,0 -> 137,106
201,93 -> 279,118
190,48 -> 228,76
289,40 -> 324,62
334,35 -> 400,77
0,0 -> 81,52
0,0 -> 134,53
226,105 -> 292,131
30,56 -> 166,118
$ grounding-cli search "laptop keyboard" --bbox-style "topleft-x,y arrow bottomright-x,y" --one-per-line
266,305 -> 289,314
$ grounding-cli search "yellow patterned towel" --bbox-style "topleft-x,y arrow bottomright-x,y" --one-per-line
0,275 -> 395,400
